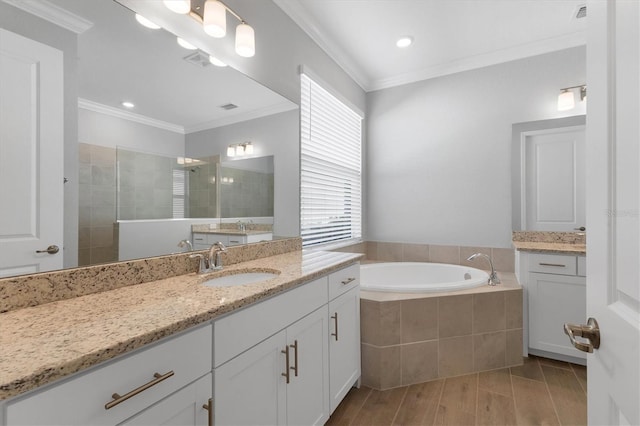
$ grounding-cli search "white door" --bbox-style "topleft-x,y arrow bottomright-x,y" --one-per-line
585,0 -> 640,424
524,126 -> 586,231
0,28 -> 64,277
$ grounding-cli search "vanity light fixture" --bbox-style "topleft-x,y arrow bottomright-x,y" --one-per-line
226,142 -> 254,157
396,36 -> 413,48
177,37 -> 197,50
557,85 -> 586,111
164,0 -> 256,58
163,0 -> 190,14
135,14 -> 161,29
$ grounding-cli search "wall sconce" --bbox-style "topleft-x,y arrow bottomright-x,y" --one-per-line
226,142 -> 253,157
557,85 -> 587,111
163,0 -> 255,58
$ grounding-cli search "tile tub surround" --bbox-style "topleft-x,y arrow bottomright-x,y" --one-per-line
332,241 -> 515,273
512,231 -> 586,255
360,273 -> 523,390
0,237 -> 302,313
0,249 -> 362,400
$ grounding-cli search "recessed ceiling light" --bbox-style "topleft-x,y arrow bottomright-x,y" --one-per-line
209,55 -> 227,67
121,101 -> 135,108
396,36 -> 414,48
177,37 -> 197,50
135,14 -> 161,29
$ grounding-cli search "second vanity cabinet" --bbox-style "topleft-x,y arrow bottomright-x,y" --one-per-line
193,231 -> 273,249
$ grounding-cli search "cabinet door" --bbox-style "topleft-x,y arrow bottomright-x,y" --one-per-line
285,307 -> 330,426
328,287 -> 361,413
120,374 -> 211,426
214,331 -> 287,426
528,272 -> 586,358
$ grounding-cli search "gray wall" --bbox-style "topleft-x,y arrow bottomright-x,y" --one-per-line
0,2 -> 79,268
366,46 -> 586,248
186,110 -> 299,238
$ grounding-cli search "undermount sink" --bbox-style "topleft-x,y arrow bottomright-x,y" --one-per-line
201,270 -> 280,288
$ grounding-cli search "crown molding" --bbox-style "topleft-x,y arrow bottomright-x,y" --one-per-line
367,31 -> 587,92
2,0 -> 93,34
78,98 -> 185,134
185,101 -> 299,134
273,0 -> 371,92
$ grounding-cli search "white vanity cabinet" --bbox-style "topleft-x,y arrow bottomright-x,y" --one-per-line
192,232 -> 273,249
213,263 -> 361,425
517,252 -> 586,363
4,325 -> 212,426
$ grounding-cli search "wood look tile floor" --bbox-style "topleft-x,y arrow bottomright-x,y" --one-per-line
327,356 -> 587,426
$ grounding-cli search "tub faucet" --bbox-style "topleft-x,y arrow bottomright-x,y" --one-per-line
209,241 -> 227,270
177,239 -> 193,252
467,253 -> 500,285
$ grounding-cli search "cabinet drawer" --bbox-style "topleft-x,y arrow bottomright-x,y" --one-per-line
328,263 -> 360,300
6,325 -> 212,426
214,277 -> 328,367
528,253 -> 577,275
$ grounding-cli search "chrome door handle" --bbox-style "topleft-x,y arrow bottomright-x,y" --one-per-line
36,245 -> 59,254
564,317 -> 600,353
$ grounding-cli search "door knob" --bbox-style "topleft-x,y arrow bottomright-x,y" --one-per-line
564,317 -> 600,353
574,226 -> 586,231
36,245 -> 59,254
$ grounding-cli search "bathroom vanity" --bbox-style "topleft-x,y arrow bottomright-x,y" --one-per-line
514,232 -> 587,364
0,243 -> 361,425
192,230 -> 273,249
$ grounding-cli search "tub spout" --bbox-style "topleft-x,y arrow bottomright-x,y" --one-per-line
467,253 -> 500,286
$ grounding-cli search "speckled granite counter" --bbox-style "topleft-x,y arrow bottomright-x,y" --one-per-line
0,250 -> 362,400
512,231 -> 586,255
192,229 -> 272,236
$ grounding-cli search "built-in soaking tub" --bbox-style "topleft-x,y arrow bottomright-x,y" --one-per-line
358,262 -> 524,390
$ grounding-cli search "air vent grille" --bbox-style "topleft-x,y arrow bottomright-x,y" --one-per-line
183,51 -> 211,68
220,103 -> 238,110
575,5 -> 586,19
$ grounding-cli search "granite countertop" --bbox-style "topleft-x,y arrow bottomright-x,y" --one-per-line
512,231 -> 586,255
0,250 -> 362,400
512,241 -> 586,255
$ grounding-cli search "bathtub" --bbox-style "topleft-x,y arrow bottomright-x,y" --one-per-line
360,262 -> 489,293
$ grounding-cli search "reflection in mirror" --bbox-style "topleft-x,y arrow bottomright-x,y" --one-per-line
219,157 -> 274,218
0,0 -> 298,277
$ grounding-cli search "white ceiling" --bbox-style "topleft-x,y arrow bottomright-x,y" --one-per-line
274,0 -> 587,92
39,0 -> 295,133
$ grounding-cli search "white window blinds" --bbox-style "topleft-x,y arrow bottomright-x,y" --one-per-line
300,73 -> 362,247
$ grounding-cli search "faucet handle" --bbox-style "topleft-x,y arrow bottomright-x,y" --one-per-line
189,253 -> 208,274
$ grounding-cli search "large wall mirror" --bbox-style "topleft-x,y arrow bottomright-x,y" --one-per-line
0,0 -> 298,279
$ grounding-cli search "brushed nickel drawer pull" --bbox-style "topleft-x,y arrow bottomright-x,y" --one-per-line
331,313 -> 339,341
341,277 -> 356,285
202,398 -> 213,426
538,262 -> 566,267
105,371 -> 174,409
281,346 -> 290,384
290,340 -> 299,377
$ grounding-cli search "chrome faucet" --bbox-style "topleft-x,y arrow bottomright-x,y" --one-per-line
189,253 -> 208,274
177,239 -> 193,252
467,253 -> 501,285
209,241 -> 227,270
236,220 -> 246,232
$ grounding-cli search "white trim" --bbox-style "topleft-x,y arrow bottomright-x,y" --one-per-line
299,65 -> 365,118
185,101 -> 299,134
78,98 -> 185,134
1,0 -> 93,34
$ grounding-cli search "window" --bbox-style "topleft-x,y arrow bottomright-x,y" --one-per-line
300,73 -> 362,247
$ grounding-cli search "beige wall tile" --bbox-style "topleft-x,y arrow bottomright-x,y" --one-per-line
473,292 -> 506,333
473,331 -> 506,371
505,289 -> 523,329
459,246 -> 491,268
379,345 -> 402,389
401,243 -> 430,262
401,298 -> 438,343
360,299 -> 379,345
438,295 -> 472,338
439,336 -> 474,377
401,341 -> 438,385
429,245 -> 460,264
506,329 -> 523,367
360,343 -> 380,389
491,248 -> 515,272
377,242 -> 403,262
379,301 -> 401,346
366,241 -> 379,260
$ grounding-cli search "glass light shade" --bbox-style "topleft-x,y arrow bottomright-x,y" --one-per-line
557,90 -> 575,111
135,14 -> 161,29
121,101 -> 135,108
396,36 -> 413,48
163,0 -> 190,14
229,177 -> 234,183
203,0 -> 226,38
235,23 -> 255,57
177,37 -> 197,50
236,145 -> 245,156
227,146 -> 236,157
209,55 -> 227,67
244,143 -> 254,155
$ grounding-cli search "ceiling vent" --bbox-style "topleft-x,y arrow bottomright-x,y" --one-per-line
220,103 -> 238,110
183,51 -> 211,68
574,4 -> 587,19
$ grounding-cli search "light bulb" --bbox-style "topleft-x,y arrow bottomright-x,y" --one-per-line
209,55 -> 227,67
227,146 -> 236,157
396,36 -> 413,48
163,0 -> 190,14
177,37 -> 197,50
244,143 -> 254,155
135,14 -> 161,29
557,90 -> 575,111
203,0 -> 226,38
236,145 -> 245,156
235,23 -> 255,57
121,101 -> 135,108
